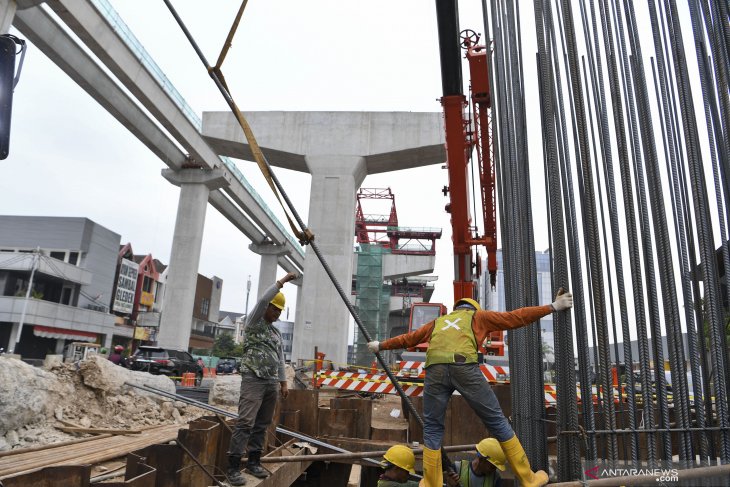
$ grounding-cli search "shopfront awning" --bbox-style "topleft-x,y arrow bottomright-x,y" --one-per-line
33,325 -> 97,342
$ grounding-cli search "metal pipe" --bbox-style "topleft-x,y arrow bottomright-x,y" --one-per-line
259,444 -> 478,463
557,426 -> 730,436
124,383 -> 384,468
434,0 -> 463,96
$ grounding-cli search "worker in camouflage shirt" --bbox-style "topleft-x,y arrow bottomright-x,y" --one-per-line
226,272 -> 298,486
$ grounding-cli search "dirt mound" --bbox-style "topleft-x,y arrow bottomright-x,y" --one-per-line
0,356 -> 205,452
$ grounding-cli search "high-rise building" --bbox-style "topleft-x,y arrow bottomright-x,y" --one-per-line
482,249 -> 554,356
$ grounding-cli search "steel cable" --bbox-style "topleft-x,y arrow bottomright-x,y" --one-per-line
161,0 -> 428,441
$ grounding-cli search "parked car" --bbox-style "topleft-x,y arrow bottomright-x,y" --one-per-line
216,357 -> 240,374
126,346 -> 202,385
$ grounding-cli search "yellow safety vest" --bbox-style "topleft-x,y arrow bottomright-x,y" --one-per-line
425,309 -> 478,367
457,460 -> 497,487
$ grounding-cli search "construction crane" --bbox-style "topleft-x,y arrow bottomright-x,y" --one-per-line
435,1 -> 502,355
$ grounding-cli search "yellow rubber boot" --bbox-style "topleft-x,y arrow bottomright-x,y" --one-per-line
418,446 -> 442,487
500,435 -> 549,487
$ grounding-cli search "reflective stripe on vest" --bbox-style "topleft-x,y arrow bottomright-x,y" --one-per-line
425,309 -> 478,367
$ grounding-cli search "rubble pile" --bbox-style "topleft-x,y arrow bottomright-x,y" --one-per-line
0,356 -> 206,452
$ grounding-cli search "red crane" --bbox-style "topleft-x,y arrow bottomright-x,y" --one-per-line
436,2 -> 502,355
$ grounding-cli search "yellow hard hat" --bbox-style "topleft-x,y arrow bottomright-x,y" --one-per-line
270,292 -> 286,310
476,438 -> 506,471
454,297 -> 481,311
382,445 -> 416,474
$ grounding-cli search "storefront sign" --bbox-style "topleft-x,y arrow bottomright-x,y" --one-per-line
113,258 -> 139,314
139,291 -> 155,307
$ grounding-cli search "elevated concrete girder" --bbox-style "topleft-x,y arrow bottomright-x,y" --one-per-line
382,254 -> 437,280
15,1 -> 304,269
202,111 -> 445,173
47,0 -> 220,168
13,6 -> 187,169
15,3 -> 305,269
202,111 -> 445,366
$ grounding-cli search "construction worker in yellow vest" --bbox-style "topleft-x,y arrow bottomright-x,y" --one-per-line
447,438 -> 507,487
368,290 -> 573,487
378,445 -> 420,487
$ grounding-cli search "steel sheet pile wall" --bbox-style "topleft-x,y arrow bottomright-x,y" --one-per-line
482,0 -> 730,481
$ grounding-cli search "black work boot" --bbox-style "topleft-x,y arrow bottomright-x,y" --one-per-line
226,455 -> 246,486
245,451 -> 269,479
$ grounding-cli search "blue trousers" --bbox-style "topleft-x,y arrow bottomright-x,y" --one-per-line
423,363 -> 514,449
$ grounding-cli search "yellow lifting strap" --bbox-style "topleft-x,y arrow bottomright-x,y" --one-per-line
211,0 -> 314,246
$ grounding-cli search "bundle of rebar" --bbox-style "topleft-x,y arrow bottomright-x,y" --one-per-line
481,0 -> 730,481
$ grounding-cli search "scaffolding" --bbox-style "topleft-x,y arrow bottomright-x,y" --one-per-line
354,244 -> 391,367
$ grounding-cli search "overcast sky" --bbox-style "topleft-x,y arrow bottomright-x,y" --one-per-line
1,0 -> 711,345
2,1 -> 499,320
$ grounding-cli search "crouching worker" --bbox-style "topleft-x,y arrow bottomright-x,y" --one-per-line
379,445 -> 420,487
448,438 -> 506,487
225,272 -> 298,486
368,290 -> 573,487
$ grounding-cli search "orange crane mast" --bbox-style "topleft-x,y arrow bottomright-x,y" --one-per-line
436,0 -> 502,355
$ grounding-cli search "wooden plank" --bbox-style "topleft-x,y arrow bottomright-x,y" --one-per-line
278,410 -> 301,445
255,440 -> 313,487
106,454 -> 157,487
0,424 -> 184,479
178,418 -> 219,487
201,415 -> 235,474
448,395 -> 489,446
56,426 -> 141,435
370,427 -> 407,443
304,461 -> 353,486
318,437 -> 400,453
2,465 -> 91,487
407,396 -> 424,444
359,465 -> 381,487
318,409 -> 357,438
330,398 -> 372,439
279,389 -> 319,437
130,444 -> 181,487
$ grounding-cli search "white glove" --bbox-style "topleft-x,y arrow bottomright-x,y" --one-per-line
552,289 -> 573,311
367,341 -> 380,353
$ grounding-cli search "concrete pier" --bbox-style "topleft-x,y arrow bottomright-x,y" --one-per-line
203,111 -> 445,366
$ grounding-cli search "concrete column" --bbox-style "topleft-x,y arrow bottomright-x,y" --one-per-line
292,155 -> 366,367
249,242 -> 291,299
7,322 -> 18,352
0,0 -> 16,34
54,339 -> 64,354
158,168 -> 230,350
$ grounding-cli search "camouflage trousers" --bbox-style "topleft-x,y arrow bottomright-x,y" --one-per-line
227,372 -> 279,458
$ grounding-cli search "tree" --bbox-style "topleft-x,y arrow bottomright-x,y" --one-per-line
212,333 -> 236,357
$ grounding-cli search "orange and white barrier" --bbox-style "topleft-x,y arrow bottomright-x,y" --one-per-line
316,371 -> 424,397
181,372 -> 197,387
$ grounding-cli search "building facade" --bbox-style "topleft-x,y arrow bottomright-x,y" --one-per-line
0,216 -> 131,358
482,249 -> 554,356
0,215 -> 226,358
